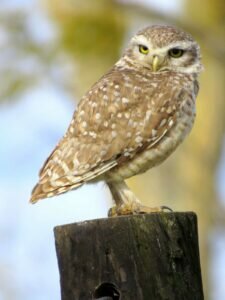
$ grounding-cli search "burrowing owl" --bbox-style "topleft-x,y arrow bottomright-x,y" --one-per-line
30,25 -> 202,216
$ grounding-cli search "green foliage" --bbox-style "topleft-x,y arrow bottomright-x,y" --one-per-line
61,12 -> 124,61
46,0 -> 127,95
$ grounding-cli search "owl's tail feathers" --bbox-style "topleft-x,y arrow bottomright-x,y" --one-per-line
29,181 -> 82,204
30,160 -> 118,203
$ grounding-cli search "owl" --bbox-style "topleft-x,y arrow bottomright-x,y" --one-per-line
30,25 -> 202,216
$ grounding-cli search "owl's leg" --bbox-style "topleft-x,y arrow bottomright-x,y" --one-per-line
107,180 -> 171,217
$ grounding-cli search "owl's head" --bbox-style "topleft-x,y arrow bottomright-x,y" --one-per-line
119,25 -> 202,74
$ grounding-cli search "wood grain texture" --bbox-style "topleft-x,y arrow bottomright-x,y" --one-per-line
54,212 -> 204,300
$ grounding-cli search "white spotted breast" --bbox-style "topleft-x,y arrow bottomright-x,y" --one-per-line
106,77 -> 197,182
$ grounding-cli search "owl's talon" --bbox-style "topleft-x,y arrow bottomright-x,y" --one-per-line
108,203 -> 172,217
135,205 -> 172,214
160,205 -> 173,212
108,207 -> 117,217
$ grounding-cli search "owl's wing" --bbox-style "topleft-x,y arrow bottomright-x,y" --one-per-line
30,71 -> 183,203
30,137 -> 118,202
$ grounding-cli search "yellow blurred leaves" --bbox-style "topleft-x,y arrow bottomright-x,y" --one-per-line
44,0 -> 127,96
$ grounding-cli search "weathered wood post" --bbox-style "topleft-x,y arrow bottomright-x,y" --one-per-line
54,212 -> 204,300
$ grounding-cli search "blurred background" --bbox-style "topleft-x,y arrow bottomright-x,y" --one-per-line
0,0 -> 224,299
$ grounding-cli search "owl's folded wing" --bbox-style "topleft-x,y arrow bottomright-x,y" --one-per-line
30,72 -> 182,203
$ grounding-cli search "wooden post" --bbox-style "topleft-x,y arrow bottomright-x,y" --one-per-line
54,212 -> 204,300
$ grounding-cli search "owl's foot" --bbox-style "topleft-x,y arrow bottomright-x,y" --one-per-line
107,180 -> 172,217
108,204 -> 172,217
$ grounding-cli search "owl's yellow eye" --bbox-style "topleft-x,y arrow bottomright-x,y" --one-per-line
168,48 -> 184,58
139,45 -> 149,55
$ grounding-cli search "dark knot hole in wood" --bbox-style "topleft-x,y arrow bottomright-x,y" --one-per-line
93,282 -> 121,300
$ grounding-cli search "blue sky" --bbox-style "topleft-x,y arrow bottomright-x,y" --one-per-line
0,83 -> 113,300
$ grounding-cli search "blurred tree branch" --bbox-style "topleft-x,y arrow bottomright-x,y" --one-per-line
215,205 -> 225,227
1,1 -> 223,102
116,1 -> 225,63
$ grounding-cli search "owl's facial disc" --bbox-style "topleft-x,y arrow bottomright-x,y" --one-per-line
124,34 -> 202,74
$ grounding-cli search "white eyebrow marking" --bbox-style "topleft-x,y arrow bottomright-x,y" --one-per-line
162,41 -> 196,51
131,35 -> 196,55
131,35 -> 150,47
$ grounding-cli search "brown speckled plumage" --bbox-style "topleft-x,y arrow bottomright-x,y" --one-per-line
137,25 -> 194,47
30,25 -> 202,213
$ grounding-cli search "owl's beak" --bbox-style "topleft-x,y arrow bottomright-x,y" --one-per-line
152,55 -> 160,72
152,54 -> 165,72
